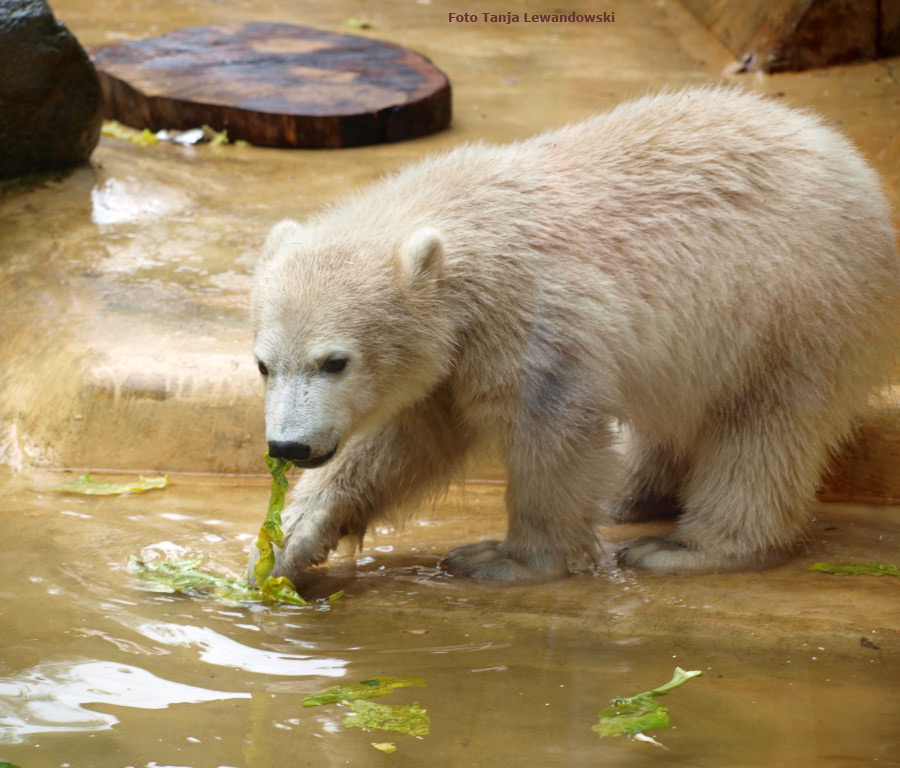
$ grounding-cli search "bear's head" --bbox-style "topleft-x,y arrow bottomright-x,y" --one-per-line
251,219 -> 453,467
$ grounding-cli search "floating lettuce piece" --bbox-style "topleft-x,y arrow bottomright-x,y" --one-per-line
202,124 -> 230,145
103,120 -> 231,147
260,575 -> 310,606
593,694 -> 669,738
808,561 -> 900,577
344,699 -> 429,737
343,17 -> 374,28
371,742 -> 397,753
126,453 -> 341,608
303,676 -> 429,740
593,667 -> 701,740
54,474 -> 168,495
302,677 -> 426,708
101,120 -> 159,146
0,762 -> 23,768
128,556 -> 338,607
128,555 -> 257,604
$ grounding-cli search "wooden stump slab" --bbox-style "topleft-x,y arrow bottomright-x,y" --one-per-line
680,0 -> 896,73
90,24 -> 451,148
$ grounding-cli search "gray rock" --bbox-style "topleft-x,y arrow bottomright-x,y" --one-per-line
0,0 -> 103,178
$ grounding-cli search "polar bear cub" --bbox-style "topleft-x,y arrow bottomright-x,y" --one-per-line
250,87 -> 899,582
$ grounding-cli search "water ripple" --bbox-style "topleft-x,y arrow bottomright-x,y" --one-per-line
0,660 -> 249,743
135,620 -> 347,677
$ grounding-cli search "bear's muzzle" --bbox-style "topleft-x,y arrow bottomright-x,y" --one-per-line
267,441 -> 337,468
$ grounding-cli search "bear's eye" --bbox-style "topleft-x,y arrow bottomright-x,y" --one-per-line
257,360 -> 269,376
321,356 -> 347,374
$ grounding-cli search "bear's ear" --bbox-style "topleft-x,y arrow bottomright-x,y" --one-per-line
398,228 -> 444,288
259,219 -> 305,264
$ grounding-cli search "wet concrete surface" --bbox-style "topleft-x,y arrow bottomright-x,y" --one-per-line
2,0 -> 900,764
2,0 -> 898,473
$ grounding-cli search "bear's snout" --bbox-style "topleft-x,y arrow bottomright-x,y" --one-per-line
268,440 -> 337,468
268,440 -> 310,462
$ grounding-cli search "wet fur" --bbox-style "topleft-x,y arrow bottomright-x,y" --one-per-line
251,87 -> 900,581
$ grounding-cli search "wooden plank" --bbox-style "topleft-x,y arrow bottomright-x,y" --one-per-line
881,0 -> 900,57
821,401 -> 900,504
90,23 -> 451,147
681,0 -> 880,72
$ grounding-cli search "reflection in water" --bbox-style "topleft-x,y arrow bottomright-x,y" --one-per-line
90,178 -> 190,227
0,660 -> 249,743
135,621 -> 347,677
74,627 -> 170,656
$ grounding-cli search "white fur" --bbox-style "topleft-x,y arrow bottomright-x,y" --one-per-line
399,228 -> 445,287
250,87 -> 900,581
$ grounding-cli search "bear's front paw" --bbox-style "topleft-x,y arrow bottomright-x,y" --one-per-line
246,514 -> 337,587
615,534 -> 777,574
440,540 -> 567,582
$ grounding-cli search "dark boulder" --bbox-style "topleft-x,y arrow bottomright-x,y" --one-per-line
0,0 -> 103,178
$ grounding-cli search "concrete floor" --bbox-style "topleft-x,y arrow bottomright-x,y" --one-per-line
3,0 -> 899,474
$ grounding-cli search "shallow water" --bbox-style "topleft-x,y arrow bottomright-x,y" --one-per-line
1,468 -> 899,767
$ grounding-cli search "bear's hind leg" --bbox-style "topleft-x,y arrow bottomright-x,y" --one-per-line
616,395 -> 844,573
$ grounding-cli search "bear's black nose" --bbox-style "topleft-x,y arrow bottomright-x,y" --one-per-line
268,441 -> 311,462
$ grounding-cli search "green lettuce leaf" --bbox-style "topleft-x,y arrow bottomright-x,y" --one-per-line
343,699 -> 430,737
808,561 -> 900,577
259,575 -> 310,606
254,454 -> 292,587
128,556 -> 336,608
302,677 -> 427,708
343,17 -> 374,29
593,667 -> 701,740
101,120 -> 159,146
128,555 -> 258,605
127,452 -> 341,608
54,474 -> 168,495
